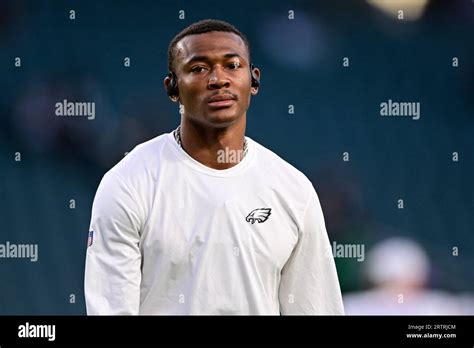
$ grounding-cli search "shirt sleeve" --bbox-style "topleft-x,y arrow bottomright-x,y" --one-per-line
84,170 -> 142,315
279,185 -> 345,315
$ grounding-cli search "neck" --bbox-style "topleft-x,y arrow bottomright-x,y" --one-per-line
178,116 -> 247,170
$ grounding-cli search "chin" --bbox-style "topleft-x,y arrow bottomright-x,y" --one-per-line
205,110 -> 241,127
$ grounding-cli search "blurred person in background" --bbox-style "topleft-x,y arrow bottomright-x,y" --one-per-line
343,237 -> 470,315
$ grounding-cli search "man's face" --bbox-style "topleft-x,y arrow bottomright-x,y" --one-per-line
168,31 -> 259,128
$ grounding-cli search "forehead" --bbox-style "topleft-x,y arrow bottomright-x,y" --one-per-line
175,31 -> 249,64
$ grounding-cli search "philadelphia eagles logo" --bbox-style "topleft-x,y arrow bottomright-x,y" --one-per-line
246,208 -> 272,224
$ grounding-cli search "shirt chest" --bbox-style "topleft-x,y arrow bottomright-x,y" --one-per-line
140,171 -> 300,273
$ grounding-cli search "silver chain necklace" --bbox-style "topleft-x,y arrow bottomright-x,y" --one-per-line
173,125 -> 248,159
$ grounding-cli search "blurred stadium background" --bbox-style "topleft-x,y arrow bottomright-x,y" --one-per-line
0,0 -> 473,314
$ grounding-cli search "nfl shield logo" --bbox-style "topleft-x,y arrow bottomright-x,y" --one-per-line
88,231 -> 94,247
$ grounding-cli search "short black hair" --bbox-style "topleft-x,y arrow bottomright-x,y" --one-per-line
167,19 -> 251,73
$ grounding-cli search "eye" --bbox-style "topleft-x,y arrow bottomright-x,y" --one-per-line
228,61 -> 241,70
191,66 -> 207,73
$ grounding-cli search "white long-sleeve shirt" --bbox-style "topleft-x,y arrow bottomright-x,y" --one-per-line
84,131 -> 344,315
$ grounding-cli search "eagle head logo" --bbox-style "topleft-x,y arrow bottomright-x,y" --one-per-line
246,208 -> 272,224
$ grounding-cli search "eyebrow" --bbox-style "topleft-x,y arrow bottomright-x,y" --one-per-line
185,53 -> 244,66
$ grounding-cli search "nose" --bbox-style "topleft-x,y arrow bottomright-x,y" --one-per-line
208,66 -> 230,89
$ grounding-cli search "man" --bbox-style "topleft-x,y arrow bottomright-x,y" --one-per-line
84,19 -> 344,315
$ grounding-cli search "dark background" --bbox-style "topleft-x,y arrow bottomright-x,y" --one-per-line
0,0 -> 472,314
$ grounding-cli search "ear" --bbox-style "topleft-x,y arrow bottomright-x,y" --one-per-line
163,75 -> 179,102
251,66 -> 260,95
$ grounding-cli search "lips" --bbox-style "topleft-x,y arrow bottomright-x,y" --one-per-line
207,93 -> 236,108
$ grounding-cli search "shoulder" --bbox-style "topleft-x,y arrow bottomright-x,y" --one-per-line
97,133 -> 171,199
108,133 -> 170,180
248,137 -> 323,233
248,137 -> 314,193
